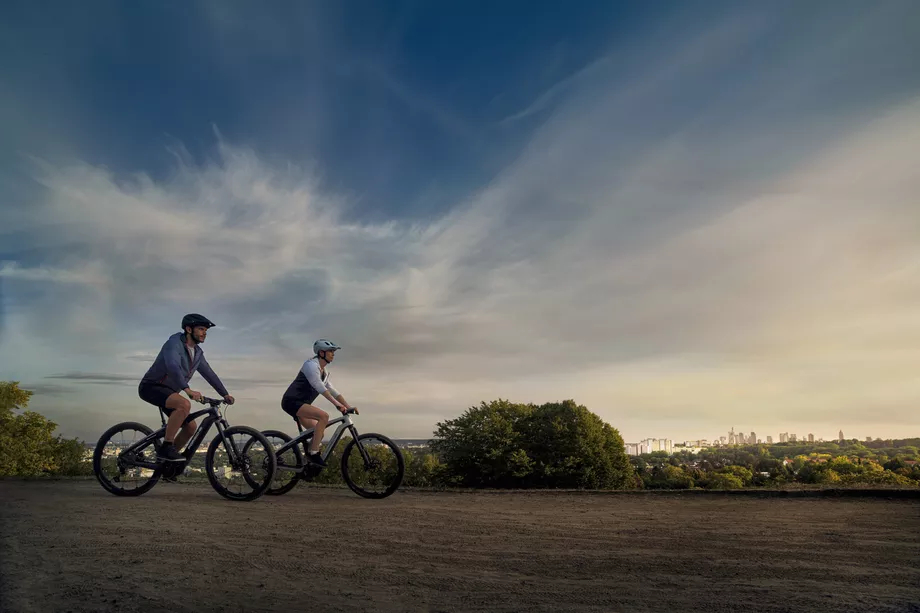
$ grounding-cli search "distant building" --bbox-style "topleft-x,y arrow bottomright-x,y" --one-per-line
749,432 -> 756,445
624,438 -> 675,455
766,436 -> 773,444
779,433 -> 788,443
808,433 -> 814,443
790,434 -> 797,442
838,429 -> 844,442
866,436 -> 872,442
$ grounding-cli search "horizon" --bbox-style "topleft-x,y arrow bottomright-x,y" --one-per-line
2,1 -> 920,445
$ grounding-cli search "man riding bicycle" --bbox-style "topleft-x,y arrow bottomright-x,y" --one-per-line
280,339 -> 354,467
138,313 -> 235,462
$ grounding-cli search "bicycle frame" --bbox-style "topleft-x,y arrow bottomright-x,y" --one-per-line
274,410 -> 372,471
116,401 -> 240,470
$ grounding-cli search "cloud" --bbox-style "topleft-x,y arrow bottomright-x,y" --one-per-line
3,3 -> 919,442
46,372 -> 138,384
0,261 -> 107,285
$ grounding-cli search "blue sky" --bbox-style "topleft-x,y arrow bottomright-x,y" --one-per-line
1,1 -> 919,444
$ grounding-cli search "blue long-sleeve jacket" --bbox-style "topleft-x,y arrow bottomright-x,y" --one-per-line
140,332 -> 229,397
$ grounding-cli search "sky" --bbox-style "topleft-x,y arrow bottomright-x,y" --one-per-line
1,1 -> 919,445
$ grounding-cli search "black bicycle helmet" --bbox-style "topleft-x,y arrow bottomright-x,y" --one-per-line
181,313 -> 216,331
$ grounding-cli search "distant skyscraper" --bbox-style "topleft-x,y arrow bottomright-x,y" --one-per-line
767,436 -> 773,444
838,429 -> 844,442
750,432 -> 756,445
808,433 -> 814,443
779,433 -> 788,443
790,434 -> 797,442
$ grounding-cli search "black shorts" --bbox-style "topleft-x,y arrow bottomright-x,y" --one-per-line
139,381 -> 179,415
281,394 -> 315,417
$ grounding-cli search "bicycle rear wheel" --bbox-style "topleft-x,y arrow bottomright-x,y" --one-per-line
341,433 -> 404,499
244,430 -> 303,496
205,426 -> 277,501
93,422 -> 161,496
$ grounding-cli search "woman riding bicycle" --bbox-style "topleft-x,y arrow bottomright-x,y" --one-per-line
280,339 -> 354,467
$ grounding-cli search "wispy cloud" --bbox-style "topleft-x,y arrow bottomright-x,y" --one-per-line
46,372 -> 138,384
3,3 -> 919,442
0,261 -> 107,285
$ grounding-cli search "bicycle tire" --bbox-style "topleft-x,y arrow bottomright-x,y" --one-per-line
244,429 -> 303,496
341,433 -> 405,499
205,426 -> 277,501
93,421 -> 161,496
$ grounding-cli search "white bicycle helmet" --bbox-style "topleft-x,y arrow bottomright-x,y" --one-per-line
313,339 -> 341,355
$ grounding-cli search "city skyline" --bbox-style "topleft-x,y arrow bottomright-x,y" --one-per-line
626,426 -> 906,453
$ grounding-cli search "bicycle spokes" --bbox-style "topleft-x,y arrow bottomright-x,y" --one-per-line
343,435 -> 402,497
208,430 -> 273,499
264,432 -> 301,491
96,425 -> 159,494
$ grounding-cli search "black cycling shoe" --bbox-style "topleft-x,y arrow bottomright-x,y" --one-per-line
157,445 -> 184,463
306,452 -> 327,468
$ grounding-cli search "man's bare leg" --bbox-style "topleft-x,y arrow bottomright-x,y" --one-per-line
173,420 -> 198,452
159,394 -> 192,462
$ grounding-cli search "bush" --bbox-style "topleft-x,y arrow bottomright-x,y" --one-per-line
430,398 -> 636,489
703,473 -> 744,490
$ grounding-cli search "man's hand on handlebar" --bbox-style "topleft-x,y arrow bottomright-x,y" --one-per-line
223,394 -> 235,405
186,389 -> 203,402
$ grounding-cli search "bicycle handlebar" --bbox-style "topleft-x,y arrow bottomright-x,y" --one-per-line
198,396 -> 356,414
199,396 -> 227,408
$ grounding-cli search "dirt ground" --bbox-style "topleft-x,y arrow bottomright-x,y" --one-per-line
1,481 -> 919,613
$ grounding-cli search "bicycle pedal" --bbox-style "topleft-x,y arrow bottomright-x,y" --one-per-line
300,465 -> 322,481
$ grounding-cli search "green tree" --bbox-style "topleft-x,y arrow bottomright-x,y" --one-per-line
402,450 -> 444,488
430,399 -> 534,487
718,465 -> 753,485
1,382 -> 58,476
52,438 -> 94,476
703,473 -> 743,490
518,400 -> 635,489
0,381 -> 92,477
648,464 -> 694,489
430,398 -> 635,490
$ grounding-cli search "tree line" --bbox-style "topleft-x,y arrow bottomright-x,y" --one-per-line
2,380 -> 918,490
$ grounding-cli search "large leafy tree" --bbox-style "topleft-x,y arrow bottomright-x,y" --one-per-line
430,399 -> 534,487
430,398 -> 635,489
519,400 -> 634,489
0,381 -> 91,476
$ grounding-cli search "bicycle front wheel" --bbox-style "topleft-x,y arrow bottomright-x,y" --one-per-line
205,426 -> 277,501
341,433 -> 404,499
